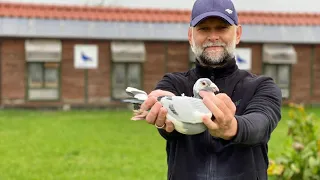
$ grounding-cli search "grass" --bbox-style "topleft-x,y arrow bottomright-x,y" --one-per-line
0,110 -> 167,180
0,107 -> 320,179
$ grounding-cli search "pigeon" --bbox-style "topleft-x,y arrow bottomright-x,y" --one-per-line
81,52 -> 92,61
122,78 -> 220,135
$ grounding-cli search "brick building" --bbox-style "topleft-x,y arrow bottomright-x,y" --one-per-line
1,2 -> 320,108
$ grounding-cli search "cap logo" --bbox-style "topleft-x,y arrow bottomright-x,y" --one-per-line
225,9 -> 233,14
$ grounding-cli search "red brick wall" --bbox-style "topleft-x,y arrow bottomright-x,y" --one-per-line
87,41 -> 110,104
61,40 -> 86,104
166,42 -> 189,73
1,39 -> 25,105
290,45 -> 312,104
143,41 -> 190,93
143,42 -> 166,93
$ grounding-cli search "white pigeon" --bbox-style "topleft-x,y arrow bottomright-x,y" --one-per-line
122,78 -> 220,135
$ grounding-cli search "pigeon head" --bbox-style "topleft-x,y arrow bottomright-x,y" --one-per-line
193,78 -> 219,98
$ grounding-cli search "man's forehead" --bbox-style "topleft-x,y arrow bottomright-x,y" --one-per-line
196,17 -> 231,26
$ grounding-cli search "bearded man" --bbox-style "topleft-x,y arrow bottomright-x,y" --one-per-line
138,0 -> 282,179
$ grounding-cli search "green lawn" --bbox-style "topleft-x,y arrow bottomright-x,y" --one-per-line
0,107 -> 319,179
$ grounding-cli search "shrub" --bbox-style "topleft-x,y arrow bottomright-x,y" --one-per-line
268,104 -> 320,180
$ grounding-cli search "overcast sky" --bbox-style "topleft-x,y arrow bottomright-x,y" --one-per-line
1,0 -> 320,13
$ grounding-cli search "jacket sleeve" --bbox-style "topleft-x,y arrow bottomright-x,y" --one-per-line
154,73 -> 185,141
231,77 -> 282,145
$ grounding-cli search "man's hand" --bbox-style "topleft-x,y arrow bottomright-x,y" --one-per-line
140,90 -> 175,133
199,91 -> 238,140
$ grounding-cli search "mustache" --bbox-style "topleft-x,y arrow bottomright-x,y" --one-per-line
203,42 -> 227,48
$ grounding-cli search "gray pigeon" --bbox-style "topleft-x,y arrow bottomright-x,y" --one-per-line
122,78 -> 219,135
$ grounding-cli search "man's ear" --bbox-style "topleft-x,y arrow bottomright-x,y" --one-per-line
235,25 -> 242,45
188,27 -> 193,46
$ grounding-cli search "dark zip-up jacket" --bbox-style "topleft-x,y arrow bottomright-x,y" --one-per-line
154,58 -> 282,180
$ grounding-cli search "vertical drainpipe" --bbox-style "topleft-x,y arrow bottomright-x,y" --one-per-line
310,45 -> 315,98
164,42 -> 168,73
85,69 -> 88,104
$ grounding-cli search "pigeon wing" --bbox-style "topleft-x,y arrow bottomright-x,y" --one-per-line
121,98 -> 144,104
160,96 -> 212,124
122,87 -> 148,110
125,87 -> 148,101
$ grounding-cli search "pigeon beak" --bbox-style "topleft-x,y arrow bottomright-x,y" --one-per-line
201,87 -> 213,92
210,84 -> 219,92
209,83 -> 216,88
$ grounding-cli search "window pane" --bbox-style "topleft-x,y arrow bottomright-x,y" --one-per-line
264,64 -> 277,83
127,64 -> 141,89
29,89 -> 59,100
277,65 -> 290,88
45,66 -> 59,88
28,63 -> 43,88
112,64 -> 127,99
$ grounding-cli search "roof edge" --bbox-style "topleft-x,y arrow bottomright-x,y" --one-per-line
0,2 -> 320,26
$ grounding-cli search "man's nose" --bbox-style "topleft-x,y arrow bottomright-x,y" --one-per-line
207,31 -> 219,41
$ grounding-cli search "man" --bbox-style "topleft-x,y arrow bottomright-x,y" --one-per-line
139,0 -> 282,179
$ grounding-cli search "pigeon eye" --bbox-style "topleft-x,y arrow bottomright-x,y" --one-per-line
201,82 -> 206,85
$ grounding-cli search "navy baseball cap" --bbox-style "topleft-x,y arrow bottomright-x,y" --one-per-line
190,0 -> 238,27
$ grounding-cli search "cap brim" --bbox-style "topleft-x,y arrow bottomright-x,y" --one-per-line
190,11 -> 235,27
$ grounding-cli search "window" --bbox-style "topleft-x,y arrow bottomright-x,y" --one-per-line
262,44 -> 297,99
263,64 -> 291,98
27,62 -> 60,100
112,63 -> 142,99
28,62 -> 59,88
111,41 -> 145,99
25,39 -> 61,100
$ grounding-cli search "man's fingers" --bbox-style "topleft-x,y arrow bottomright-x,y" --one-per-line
200,91 -> 231,122
146,102 -> 162,124
165,119 -> 174,132
216,93 -> 236,114
155,107 -> 167,127
149,90 -> 175,97
202,95 -> 224,121
140,96 -> 157,111
202,115 -> 219,130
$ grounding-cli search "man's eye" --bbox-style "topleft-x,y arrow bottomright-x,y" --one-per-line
216,26 -> 228,30
199,27 -> 209,31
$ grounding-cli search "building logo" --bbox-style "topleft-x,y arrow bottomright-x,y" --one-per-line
81,51 -> 93,62
235,48 -> 252,70
74,44 -> 98,69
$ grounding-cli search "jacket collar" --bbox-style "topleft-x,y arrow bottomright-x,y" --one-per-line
194,57 -> 238,79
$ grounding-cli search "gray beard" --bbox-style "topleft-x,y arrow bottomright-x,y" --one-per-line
197,53 -> 234,68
